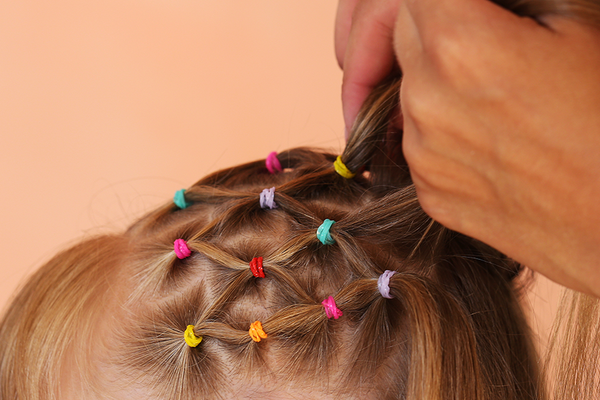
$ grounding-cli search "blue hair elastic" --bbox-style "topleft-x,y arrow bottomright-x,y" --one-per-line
173,189 -> 191,209
317,219 -> 336,245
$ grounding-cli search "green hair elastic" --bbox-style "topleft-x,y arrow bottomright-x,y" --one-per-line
317,219 -> 336,245
173,189 -> 192,209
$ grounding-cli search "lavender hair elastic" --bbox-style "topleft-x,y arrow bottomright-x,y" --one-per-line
378,270 -> 397,299
259,187 -> 277,209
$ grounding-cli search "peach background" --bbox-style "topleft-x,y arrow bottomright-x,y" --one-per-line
0,0 -> 562,352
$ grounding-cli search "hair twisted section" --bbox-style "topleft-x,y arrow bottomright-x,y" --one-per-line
1,79 -> 542,400
105,136 -> 540,399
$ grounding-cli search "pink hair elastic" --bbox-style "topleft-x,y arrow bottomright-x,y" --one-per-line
378,270 -> 397,299
321,296 -> 343,319
265,151 -> 282,174
259,187 -> 277,209
249,257 -> 265,278
174,239 -> 192,259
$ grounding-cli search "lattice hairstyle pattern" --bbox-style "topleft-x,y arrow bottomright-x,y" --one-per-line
0,78 -> 542,400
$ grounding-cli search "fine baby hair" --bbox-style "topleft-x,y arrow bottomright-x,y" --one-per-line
0,78 -> 543,399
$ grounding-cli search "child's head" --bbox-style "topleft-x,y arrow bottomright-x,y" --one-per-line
0,79 -> 541,399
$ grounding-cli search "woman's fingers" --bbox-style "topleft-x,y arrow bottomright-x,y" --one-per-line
335,0 -> 362,68
338,0 -> 401,138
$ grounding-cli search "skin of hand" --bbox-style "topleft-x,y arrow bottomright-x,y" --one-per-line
337,0 -> 600,298
336,0 -> 401,139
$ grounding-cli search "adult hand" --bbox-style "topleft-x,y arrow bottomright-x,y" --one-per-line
337,0 -> 600,297
396,0 -> 600,297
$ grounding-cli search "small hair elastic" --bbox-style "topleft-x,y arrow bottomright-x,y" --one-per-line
321,296 -> 343,319
334,156 -> 356,179
317,219 -> 336,245
173,189 -> 192,209
259,187 -> 277,209
265,151 -> 282,174
174,239 -> 192,259
184,325 -> 203,347
250,257 -> 265,278
249,321 -> 268,342
378,270 -> 397,299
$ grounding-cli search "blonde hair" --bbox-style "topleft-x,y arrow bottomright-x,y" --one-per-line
0,78 -> 543,399
0,235 -> 126,399
2,0 -> 600,396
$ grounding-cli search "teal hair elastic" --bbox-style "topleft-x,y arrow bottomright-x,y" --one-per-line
173,189 -> 192,209
317,219 -> 336,245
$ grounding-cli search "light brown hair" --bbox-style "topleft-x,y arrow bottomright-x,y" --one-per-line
2,0 -> 600,395
0,77 -> 543,399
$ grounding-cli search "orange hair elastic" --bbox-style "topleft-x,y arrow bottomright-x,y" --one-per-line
249,321 -> 268,342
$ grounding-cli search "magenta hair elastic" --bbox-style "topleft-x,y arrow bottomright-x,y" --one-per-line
321,296 -> 343,319
265,151 -> 282,174
378,270 -> 397,299
260,187 -> 277,209
174,239 -> 192,259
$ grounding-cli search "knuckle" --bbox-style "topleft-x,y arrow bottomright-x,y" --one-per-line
402,144 -> 461,228
400,80 -> 439,130
412,182 -> 453,225
401,131 -> 425,171
427,34 -> 464,72
422,31 -> 476,82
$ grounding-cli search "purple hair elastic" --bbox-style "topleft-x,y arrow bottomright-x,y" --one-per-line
259,187 -> 277,209
265,151 -> 282,174
174,239 -> 192,259
321,296 -> 343,319
378,270 -> 397,299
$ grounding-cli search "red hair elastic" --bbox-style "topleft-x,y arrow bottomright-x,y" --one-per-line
249,257 -> 265,278
174,239 -> 192,259
321,296 -> 343,319
265,151 -> 282,174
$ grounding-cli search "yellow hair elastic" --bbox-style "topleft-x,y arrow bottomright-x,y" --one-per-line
184,325 -> 203,347
334,156 -> 356,179
249,321 -> 268,343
